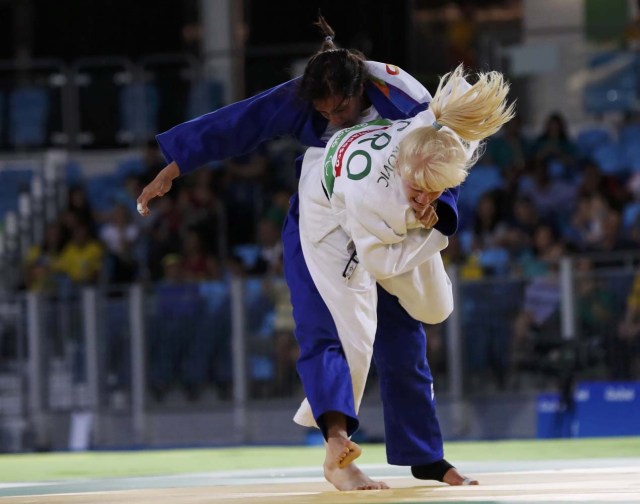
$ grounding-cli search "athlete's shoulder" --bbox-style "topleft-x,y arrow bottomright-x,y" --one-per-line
364,61 -> 431,102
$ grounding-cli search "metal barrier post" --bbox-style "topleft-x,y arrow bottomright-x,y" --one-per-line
129,284 -> 147,445
230,276 -> 248,443
445,265 -> 468,436
560,257 -> 576,341
26,292 -> 49,449
79,287 -> 100,447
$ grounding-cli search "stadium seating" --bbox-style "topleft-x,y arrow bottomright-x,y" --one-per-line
583,52 -> 639,114
118,83 -> 159,144
8,87 -> 50,147
575,127 -> 612,158
591,143 -> 627,176
458,163 -> 503,213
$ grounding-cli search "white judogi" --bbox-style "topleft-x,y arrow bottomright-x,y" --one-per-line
294,109 -> 455,427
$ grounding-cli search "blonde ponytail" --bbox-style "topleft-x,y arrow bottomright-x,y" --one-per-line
397,64 -> 515,193
430,64 -> 515,143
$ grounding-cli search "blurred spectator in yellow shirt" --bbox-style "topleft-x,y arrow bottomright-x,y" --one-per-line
23,221 -> 68,293
53,220 -> 104,284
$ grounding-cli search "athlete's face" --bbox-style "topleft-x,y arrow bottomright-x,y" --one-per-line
403,180 -> 443,217
313,93 -> 365,128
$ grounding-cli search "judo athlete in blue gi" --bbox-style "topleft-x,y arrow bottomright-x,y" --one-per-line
298,64 -> 514,490
137,17 -> 472,491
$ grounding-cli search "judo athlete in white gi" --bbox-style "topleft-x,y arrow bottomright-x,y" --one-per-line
297,65 -> 515,487
136,14 -> 492,490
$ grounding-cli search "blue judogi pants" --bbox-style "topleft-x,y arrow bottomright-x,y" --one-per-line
283,193 -> 444,465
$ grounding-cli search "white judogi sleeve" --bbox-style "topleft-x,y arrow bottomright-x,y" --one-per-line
344,186 -> 448,280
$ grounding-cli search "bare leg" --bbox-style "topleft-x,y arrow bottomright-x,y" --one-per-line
322,411 -> 389,491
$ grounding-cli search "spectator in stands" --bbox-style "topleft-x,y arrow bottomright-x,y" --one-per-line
263,187 -> 293,230
23,221 -> 68,293
577,159 -> 627,206
615,272 -> 640,379
150,253 -> 204,401
441,235 -> 485,280
181,169 -> 222,256
471,192 -> 507,250
518,157 -> 577,227
583,205 -> 633,259
575,258 -> 614,345
140,139 -> 169,185
221,150 -> 269,248
246,217 -> 284,276
503,196 -> 539,258
530,112 -> 577,164
99,203 -> 140,284
566,194 -> 610,251
514,222 -> 564,279
269,276 -> 298,396
623,1 -> 640,50
52,220 -> 104,285
180,229 -> 210,281
486,114 -> 529,173
66,185 -> 97,231
145,194 -> 184,281
511,255 -> 563,381
466,192 -> 510,276
444,2 -> 478,69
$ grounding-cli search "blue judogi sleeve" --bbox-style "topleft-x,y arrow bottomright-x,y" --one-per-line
156,69 -> 459,235
434,186 -> 459,236
156,78 -> 326,175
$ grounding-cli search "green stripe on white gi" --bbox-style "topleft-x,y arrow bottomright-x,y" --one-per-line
323,119 -> 392,197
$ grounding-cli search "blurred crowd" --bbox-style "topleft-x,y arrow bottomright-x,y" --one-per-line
17,111 -> 640,399
23,141 -> 296,292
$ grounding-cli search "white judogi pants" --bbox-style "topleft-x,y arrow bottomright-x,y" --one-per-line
294,148 -> 453,428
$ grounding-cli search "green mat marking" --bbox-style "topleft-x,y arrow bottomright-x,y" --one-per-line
0,437 -> 638,483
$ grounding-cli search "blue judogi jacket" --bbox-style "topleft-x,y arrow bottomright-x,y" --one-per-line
156,72 -> 460,235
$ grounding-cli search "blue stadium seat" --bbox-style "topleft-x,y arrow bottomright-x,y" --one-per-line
199,280 -> 230,313
583,52 -> 639,114
622,202 -> 640,230
576,127 -> 612,158
623,142 -> 640,173
84,173 -> 121,213
619,123 -> 640,148
458,163 -> 503,212
115,157 -> 146,182
119,83 -> 159,143
592,143 -> 627,175
187,80 -> 224,120
65,161 -> 84,186
233,244 -> 262,270
8,87 -> 50,147
479,247 -> 511,276
0,168 -> 34,220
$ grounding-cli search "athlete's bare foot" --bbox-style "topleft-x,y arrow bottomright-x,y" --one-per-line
326,435 -> 362,468
322,411 -> 363,468
324,456 -> 389,491
442,467 -> 479,486
320,411 -> 388,490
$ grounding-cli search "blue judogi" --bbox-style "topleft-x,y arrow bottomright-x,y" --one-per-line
156,65 -> 459,466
